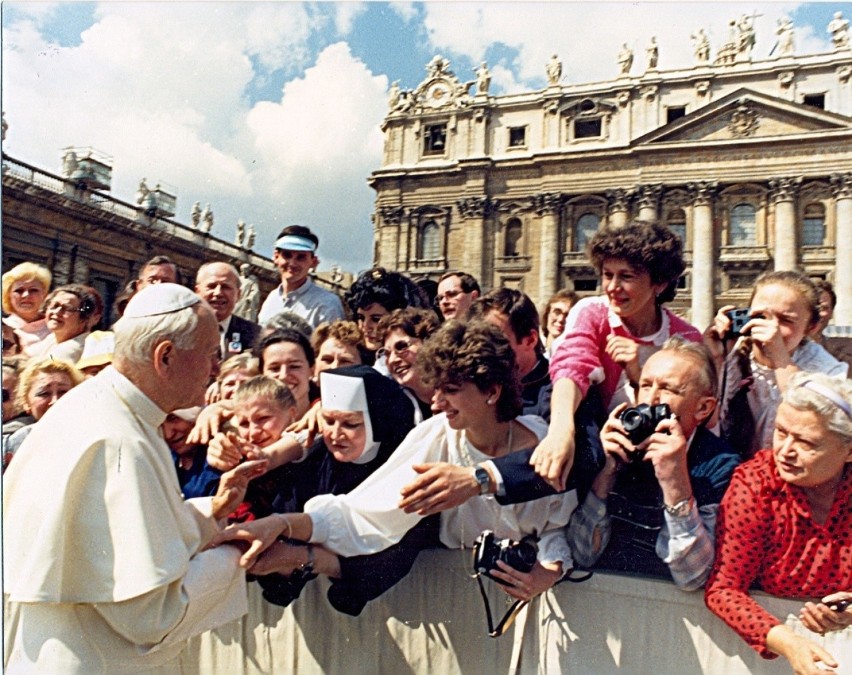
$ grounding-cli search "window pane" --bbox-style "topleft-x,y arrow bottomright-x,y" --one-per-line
667,209 -> 686,243
574,213 -> 599,252
505,220 -> 523,256
421,222 -> 440,259
802,203 -> 825,246
730,204 -> 756,246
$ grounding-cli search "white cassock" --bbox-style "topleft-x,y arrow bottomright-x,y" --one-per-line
3,366 -> 247,674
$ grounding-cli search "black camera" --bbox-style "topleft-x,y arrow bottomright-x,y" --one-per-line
725,308 -> 765,340
472,530 -> 538,582
620,403 -> 672,448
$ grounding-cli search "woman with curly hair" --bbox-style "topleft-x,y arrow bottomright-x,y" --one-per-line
343,267 -> 429,365
533,220 -> 701,490
215,321 -> 578,604
29,284 -> 103,364
2,262 -> 52,354
311,320 -> 365,380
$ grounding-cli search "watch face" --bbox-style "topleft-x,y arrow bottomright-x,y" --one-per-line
425,80 -> 452,108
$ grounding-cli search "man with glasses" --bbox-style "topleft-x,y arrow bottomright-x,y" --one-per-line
258,225 -> 344,329
435,271 -> 480,321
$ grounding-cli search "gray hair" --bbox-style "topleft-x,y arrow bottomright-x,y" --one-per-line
195,261 -> 240,285
113,305 -> 203,366
784,372 -> 852,442
658,335 -> 718,396
262,311 -> 313,340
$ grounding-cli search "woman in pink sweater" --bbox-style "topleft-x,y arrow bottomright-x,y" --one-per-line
534,220 -> 701,490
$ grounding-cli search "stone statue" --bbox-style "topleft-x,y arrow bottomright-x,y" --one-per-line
135,178 -> 150,206
475,62 -> 491,94
190,201 -> 201,229
388,80 -> 401,110
646,37 -> 659,70
246,224 -> 256,250
776,17 -> 795,56
618,43 -> 634,75
692,28 -> 711,63
829,11 -> 850,50
546,54 -> 562,86
233,263 -> 260,322
427,55 -> 450,78
235,220 -> 245,247
736,13 -> 757,58
62,150 -> 78,178
200,204 -> 213,233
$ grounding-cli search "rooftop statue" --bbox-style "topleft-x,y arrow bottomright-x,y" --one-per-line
691,28 -> 711,63
200,204 -> 213,233
475,62 -> 491,94
618,43 -> 634,75
546,54 -> 562,85
829,11 -> 850,49
646,37 -> 659,70
190,201 -> 201,229
775,17 -> 795,57
235,219 -> 245,247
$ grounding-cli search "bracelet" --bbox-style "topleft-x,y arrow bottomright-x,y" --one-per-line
663,496 -> 694,518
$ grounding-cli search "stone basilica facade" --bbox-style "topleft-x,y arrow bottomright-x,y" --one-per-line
369,22 -> 852,329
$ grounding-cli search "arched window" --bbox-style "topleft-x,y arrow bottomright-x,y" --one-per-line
420,220 -> 440,260
729,203 -> 756,246
666,209 -> 687,244
802,203 -> 826,246
574,213 -> 599,252
504,218 -> 523,257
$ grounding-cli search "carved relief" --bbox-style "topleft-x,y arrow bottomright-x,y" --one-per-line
641,85 -> 659,101
768,176 -> 802,203
533,192 -> 564,216
606,188 -> 633,213
688,181 -> 718,206
728,102 -> 760,138
379,206 -> 406,225
777,71 -> 795,89
830,173 -> 852,199
636,184 -> 663,211
838,65 -> 852,84
694,80 -> 711,97
456,197 -> 492,219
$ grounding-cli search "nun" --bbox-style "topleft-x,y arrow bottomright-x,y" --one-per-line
253,364 -> 438,615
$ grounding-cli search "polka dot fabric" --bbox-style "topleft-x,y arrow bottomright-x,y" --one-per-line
705,449 -> 852,658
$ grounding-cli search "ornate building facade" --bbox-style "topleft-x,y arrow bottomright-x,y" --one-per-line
370,31 -> 852,329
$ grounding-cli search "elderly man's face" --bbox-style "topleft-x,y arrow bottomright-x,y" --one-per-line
195,263 -> 240,322
635,350 -> 715,438
169,307 -> 220,409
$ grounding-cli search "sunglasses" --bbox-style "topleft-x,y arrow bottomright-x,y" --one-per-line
377,338 -> 417,361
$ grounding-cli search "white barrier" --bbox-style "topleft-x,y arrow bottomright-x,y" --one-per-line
181,548 -> 850,674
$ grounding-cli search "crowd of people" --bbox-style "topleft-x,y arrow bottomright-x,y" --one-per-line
2,219 -> 849,674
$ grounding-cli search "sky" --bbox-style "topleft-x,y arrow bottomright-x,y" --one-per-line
3,1 -> 851,275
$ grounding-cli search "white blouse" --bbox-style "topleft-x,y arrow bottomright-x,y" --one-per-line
306,413 -> 577,571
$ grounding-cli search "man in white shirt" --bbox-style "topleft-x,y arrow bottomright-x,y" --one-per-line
257,225 -> 345,329
3,284 -> 264,673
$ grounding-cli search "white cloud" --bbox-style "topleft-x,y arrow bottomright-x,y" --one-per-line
333,1 -> 368,35
389,2 -> 418,23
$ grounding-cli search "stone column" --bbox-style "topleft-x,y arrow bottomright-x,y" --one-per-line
688,181 -> 718,330
457,197 -> 491,286
606,188 -> 631,229
378,206 -> 405,270
636,184 -> 662,222
831,173 -> 852,325
769,177 -> 801,271
534,192 -> 563,305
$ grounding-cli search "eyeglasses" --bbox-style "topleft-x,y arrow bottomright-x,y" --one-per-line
436,289 -> 463,304
45,303 -> 84,315
377,338 -> 417,361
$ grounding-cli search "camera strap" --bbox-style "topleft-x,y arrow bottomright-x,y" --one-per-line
473,572 -> 529,638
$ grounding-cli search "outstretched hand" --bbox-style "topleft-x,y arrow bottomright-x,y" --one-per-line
211,459 -> 267,520
211,514 -> 291,568
399,462 -> 479,515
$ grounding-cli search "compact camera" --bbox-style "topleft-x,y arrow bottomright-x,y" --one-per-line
724,308 -> 765,340
472,530 -> 538,582
620,403 -> 672,448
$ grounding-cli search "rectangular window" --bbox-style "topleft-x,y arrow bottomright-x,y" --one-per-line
803,94 -> 825,109
666,106 -> 686,124
574,118 -> 602,139
574,279 -> 598,292
423,124 -> 447,155
508,126 -> 527,148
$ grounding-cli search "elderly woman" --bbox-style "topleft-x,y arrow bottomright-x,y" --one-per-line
2,358 -> 85,470
2,262 -> 52,354
29,284 -> 103,364
343,267 -> 430,366
534,220 -> 701,490
705,373 -> 851,675
217,321 -> 578,603
377,307 -> 442,422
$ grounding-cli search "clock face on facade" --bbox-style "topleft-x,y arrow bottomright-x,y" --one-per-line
424,80 -> 452,108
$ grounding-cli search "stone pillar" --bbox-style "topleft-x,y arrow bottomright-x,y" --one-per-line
688,181 -> 718,330
606,188 -> 631,229
378,206 -> 405,270
769,177 -> 801,271
457,197 -> 491,286
636,184 -> 662,222
831,173 -> 852,325
534,193 -> 563,305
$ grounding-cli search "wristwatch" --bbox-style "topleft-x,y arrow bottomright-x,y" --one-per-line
663,496 -> 694,518
473,466 -> 491,495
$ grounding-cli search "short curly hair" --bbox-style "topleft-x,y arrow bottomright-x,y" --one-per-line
311,320 -> 364,353
42,284 -> 104,327
15,357 -> 84,414
588,221 -> 685,304
416,320 -> 522,423
344,267 -> 429,315
2,262 -> 51,315
376,307 -> 441,345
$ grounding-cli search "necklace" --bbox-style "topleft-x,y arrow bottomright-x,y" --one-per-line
459,421 -> 514,466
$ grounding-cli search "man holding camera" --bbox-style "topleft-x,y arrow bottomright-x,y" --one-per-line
566,336 -> 740,590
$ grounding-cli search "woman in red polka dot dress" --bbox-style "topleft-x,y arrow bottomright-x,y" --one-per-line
705,373 -> 851,674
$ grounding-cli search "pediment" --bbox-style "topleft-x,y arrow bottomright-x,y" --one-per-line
635,88 -> 852,145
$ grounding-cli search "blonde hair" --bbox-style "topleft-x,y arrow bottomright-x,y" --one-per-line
233,375 -> 296,411
2,263 -> 51,314
217,353 -> 260,383
15,358 -> 84,413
